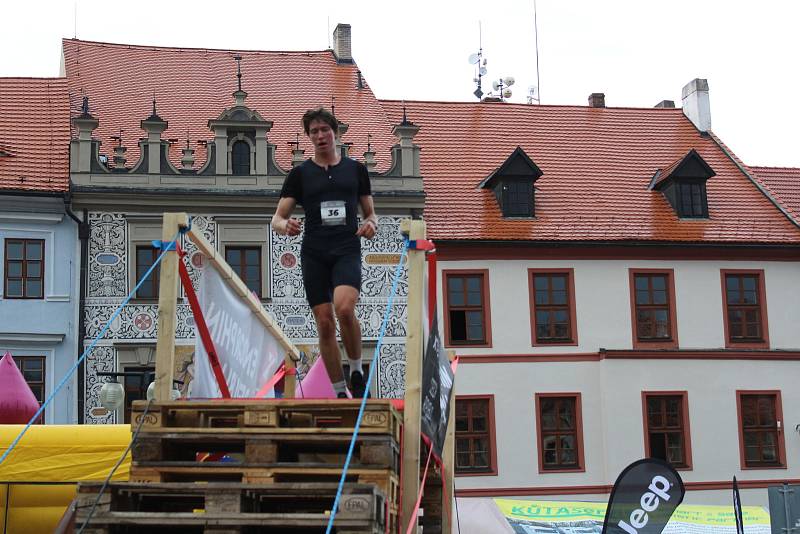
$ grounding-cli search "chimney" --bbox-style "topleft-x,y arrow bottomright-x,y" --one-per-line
682,78 -> 711,132
332,23 -> 352,63
655,100 -> 676,108
588,93 -> 605,108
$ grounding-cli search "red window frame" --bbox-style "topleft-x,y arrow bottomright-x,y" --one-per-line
135,245 -> 160,299
535,393 -> 585,473
14,356 -> 46,424
528,269 -> 578,346
736,390 -> 786,469
628,269 -> 678,349
4,238 -> 45,299
454,395 -> 498,476
721,270 -> 769,349
225,246 -> 263,298
641,391 -> 692,470
442,270 -> 492,348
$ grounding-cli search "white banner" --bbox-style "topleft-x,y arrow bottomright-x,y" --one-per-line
190,263 -> 283,398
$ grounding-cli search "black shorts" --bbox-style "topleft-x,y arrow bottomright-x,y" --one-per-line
301,248 -> 362,307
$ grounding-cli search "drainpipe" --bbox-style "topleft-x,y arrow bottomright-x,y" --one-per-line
63,194 -> 89,424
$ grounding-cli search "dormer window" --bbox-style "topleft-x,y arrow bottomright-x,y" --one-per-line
479,146 -> 543,218
231,140 -> 250,175
651,149 -> 715,219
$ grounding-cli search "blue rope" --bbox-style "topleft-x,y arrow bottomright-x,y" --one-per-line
0,230 -> 182,467
326,237 -> 410,534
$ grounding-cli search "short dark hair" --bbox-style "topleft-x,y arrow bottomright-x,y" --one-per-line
302,107 -> 338,135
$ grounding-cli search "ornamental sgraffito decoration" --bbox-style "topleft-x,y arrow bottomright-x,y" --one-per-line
84,345 -> 117,424
88,213 -> 127,297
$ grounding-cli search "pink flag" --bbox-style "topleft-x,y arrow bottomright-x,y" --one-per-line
0,351 -> 41,424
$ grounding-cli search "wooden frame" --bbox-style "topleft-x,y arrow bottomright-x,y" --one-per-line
442,269 -> 492,348
721,270 -> 769,349
528,268 -> 578,346
535,392 -> 585,473
628,269 -> 678,349
454,394 -> 498,477
153,213 -> 300,401
736,390 -> 786,470
641,391 -> 692,470
4,238 -> 45,299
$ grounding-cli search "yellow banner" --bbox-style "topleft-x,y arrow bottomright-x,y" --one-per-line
494,499 -> 770,525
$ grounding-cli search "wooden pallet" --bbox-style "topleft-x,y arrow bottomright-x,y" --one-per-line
131,399 -> 402,442
75,481 -> 388,534
132,432 -> 400,472
128,466 -> 399,509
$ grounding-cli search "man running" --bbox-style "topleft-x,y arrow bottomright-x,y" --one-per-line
272,107 -> 377,398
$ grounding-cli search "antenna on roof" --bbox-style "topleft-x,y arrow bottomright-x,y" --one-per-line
73,1 -> 77,39
331,95 -> 336,116
111,129 -> 124,147
327,16 -> 331,49
186,128 -> 191,149
367,133 -> 372,153
234,55 -> 243,92
468,21 -> 488,100
531,0 -> 541,104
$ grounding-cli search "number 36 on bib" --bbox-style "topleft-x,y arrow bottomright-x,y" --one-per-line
321,200 -> 346,226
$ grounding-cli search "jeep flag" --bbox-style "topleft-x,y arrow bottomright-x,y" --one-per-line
602,458 -> 685,534
190,261 -> 283,398
420,315 -> 454,458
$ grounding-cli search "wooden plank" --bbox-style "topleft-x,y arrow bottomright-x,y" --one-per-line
400,218 -> 426,532
442,349 -> 457,534
154,212 -> 189,401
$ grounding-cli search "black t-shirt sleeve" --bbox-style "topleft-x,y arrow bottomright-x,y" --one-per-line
357,162 -> 372,197
280,166 -> 303,202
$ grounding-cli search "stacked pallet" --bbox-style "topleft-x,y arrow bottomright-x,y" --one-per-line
75,399 -> 403,533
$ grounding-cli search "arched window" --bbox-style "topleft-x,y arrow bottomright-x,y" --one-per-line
231,140 -> 250,175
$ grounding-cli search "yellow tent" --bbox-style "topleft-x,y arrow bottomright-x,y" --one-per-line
0,424 -> 131,534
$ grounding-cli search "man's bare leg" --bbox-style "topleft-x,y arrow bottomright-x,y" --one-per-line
334,285 -> 367,397
334,285 -> 362,364
311,302 -> 345,386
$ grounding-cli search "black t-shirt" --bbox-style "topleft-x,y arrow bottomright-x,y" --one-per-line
279,157 -> 372,253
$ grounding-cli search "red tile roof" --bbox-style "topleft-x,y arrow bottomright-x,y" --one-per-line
0,78 -> 70,192
61,39 -> 396,172
380,100 -> 800,244
749,166 -> 800,223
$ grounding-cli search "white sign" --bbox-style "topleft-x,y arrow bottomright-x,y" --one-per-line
190,263 -> 283,398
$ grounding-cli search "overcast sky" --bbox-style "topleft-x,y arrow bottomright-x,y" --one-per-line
3,0 -> 798,166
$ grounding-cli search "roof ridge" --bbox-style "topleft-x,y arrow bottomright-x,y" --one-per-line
750,165 -> 800,171
379,98 -> 686,113
62,38 -> 335,57
0,77 -> 67,82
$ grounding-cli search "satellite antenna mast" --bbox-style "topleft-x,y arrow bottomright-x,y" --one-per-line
468,21 -> 488,100
531,0 -> 542,104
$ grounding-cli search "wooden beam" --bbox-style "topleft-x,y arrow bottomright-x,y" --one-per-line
186,225 -> 300,396
400,218 -> 426,532
442,349 -> 457,534
154,212 -> 189,401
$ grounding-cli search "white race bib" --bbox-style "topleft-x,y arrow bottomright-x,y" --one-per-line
321,200 -> 347,226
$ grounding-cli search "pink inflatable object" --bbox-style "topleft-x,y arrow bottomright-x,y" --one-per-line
296,357 -> 351,399
0,351 -> 41,424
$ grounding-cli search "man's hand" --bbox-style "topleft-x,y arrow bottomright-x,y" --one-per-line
356,219 -> 377,239
284,218 -> 302,236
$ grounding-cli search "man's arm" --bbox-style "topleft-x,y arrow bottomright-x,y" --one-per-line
355,195 -> 377,239
271,197 -> 301,236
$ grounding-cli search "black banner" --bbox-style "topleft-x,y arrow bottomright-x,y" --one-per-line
733,476 -> 744,534
602,458 -> 685,534
420,315 -> 455,458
